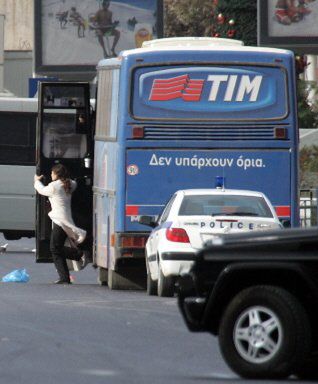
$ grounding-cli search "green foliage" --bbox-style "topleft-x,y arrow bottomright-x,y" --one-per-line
300,146 -> 318,172
216,0 -> 257,45
163,0 -> 257,45
299,145 -> 318,188
164,0 -> 214,37
297,80 -> 318,128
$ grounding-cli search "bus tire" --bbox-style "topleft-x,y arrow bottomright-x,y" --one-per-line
218,286 -> 311,379
108,268 -> 134,290
98,267 -> 108,286
157,263 -> 174,297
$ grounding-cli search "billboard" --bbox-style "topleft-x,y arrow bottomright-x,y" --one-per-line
258,0 -> 318,53
34,0 -> 163,76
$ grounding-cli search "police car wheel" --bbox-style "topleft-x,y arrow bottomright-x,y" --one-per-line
218,285 -> 311,379
157,262 -> 174,297
147,272 -> 157,296
146,257 -> 157,296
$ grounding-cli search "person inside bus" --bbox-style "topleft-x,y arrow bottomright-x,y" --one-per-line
34,164 -> 90,284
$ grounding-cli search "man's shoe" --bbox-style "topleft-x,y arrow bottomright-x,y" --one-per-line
54,279 -> 71,284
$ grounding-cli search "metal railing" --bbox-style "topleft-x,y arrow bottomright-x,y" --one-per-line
300,189 -> 318,227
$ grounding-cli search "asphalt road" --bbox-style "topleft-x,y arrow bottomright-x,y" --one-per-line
0,235 -> 308,384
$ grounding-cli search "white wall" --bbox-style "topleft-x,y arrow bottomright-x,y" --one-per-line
0,0 -> 33,51
4,50 -> 32,96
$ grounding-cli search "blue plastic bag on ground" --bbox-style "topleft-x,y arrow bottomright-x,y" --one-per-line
2,269 -> 29,283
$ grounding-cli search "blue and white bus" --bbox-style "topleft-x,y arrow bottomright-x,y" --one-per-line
93,37 -> 299,288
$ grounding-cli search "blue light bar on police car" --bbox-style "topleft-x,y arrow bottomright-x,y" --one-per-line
215,176 -> 225,189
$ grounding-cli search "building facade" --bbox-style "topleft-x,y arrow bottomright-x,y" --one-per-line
0,0 -> 33,51
0,0 -> 33,96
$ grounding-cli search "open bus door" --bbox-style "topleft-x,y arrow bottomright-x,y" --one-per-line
36,82 -> 93,263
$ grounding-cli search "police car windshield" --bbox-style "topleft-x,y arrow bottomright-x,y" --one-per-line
178,195 -> 273,218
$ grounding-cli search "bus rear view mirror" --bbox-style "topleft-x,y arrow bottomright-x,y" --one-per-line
138,215 -> 157,228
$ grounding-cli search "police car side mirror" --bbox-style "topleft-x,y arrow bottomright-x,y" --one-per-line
138,215 -> 157,228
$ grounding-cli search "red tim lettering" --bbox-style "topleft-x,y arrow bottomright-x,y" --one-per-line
149,75 -> 204,102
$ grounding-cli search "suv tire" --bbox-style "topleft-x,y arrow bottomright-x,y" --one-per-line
294,352 -> 318,380
219,285 -> 311,379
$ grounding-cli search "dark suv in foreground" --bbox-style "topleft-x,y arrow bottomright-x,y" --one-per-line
177,227 -> 318,380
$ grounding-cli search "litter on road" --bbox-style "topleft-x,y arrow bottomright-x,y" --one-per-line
2,268 -> 30,283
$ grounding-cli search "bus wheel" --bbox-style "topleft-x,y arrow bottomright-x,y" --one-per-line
98,267 -> 108,286
108,268 -> 133,290
157,263 -> 174,297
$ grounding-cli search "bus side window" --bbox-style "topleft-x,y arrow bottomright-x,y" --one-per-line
95,68 -> 119,140
0,113 -> 36,165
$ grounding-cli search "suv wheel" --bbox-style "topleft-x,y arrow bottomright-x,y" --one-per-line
219,285 -> 311,379
294,352 -> 318,380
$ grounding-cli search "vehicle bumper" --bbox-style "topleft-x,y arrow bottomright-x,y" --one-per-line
160,252 -> 197,277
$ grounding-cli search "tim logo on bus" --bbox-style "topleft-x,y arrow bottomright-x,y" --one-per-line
149,74 -> 263,102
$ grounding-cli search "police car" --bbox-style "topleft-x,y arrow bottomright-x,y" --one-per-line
139,187 -> 282,297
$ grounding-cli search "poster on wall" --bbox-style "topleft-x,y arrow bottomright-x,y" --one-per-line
35,0 -> 163,76
258,0 -> 318,53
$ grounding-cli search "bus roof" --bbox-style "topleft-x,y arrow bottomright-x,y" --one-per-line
0,97 -> 38,113
122,44 -> 291,57
138,37 -> 290,55
142,37 -> 244,48
97,38 -> 292,69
